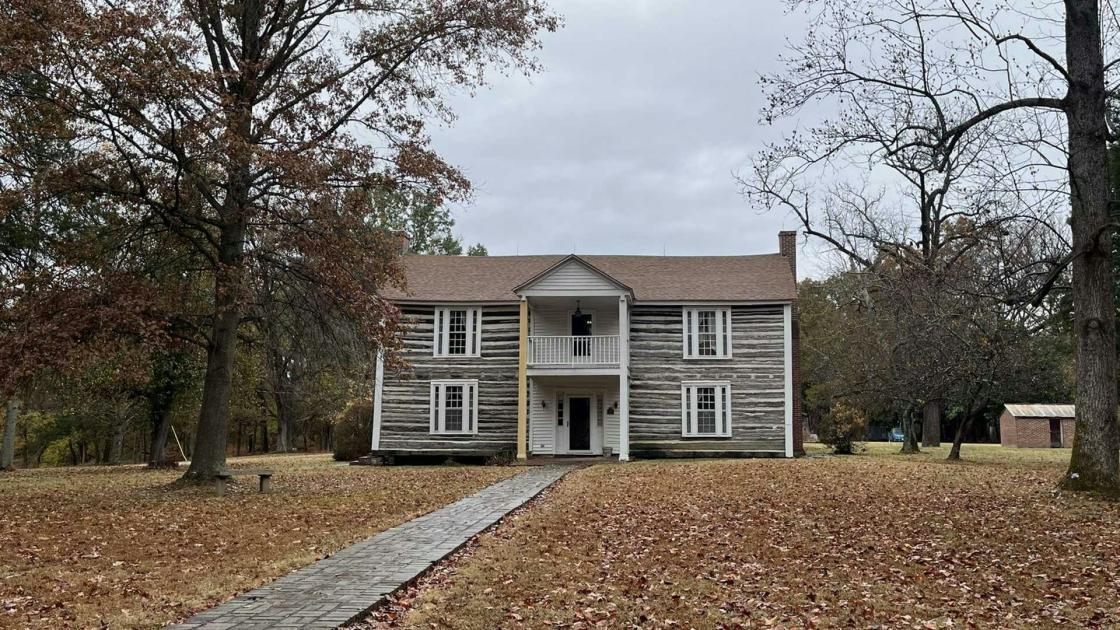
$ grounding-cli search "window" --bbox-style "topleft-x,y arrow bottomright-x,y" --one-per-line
683,308 -> 731,358
430,380 -> 478,435
433,307 -> 482,357
681,382 -> 731,437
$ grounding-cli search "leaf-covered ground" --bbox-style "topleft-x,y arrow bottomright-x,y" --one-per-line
366,444 -> 1120,629
0,454 -> 517,629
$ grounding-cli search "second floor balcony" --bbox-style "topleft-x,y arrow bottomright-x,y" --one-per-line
528,335 -> 620,368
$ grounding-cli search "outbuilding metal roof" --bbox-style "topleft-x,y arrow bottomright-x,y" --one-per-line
1003,404 -> 1075,418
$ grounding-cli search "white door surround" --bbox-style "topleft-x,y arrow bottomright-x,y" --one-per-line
557,390 -> 603,455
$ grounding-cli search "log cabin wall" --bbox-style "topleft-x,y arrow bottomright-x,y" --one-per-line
378,305 -> 520,454
628,305 -> 786,455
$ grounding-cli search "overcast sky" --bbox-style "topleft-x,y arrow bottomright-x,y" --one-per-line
426,0 -> 823,278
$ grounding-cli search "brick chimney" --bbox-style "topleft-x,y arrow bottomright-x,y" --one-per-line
778,230 -> 797,280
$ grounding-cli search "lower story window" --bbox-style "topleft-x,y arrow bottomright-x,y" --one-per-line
430,380 -> 479,435
681,382 -> 731,437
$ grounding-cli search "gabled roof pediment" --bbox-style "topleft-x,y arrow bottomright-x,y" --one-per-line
513,255 -> 634,297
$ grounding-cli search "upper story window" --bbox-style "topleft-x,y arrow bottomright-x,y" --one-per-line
682,381 -> 732,437
433,307 -> 481,357
430,380 -> 478,435
682,308 -> 731,358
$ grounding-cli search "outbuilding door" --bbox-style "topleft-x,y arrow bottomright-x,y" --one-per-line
1049,418 -> 1062,448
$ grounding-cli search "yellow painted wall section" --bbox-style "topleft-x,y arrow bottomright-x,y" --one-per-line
517,299 -> 528,459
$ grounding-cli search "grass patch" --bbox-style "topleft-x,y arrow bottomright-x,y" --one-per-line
808,441 -> 1074,469
378,447 -> 1120,628
0,454 -> 517,629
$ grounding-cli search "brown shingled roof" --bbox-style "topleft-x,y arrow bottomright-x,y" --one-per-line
383,253 -> 797,302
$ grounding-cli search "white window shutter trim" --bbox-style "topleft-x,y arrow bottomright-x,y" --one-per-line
471,309 -> 482,356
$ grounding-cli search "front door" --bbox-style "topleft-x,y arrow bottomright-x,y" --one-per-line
568,397 -> 592,452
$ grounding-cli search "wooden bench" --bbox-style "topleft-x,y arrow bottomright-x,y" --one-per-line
215,469 -> 273,496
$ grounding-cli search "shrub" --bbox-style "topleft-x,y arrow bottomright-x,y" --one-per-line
332,398 -> 373,462
485,450 -> 516,466
820,401 -> 868,455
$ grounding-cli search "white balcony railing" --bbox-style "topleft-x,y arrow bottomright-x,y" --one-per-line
528,335 -> 620,367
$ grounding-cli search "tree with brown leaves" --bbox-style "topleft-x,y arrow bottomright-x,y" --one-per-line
0,0 -> 558,481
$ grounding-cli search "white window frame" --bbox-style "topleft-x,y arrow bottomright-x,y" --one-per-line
429,380 -> 479,435
433,307 -> 482,357
681,381 -> 732,438
682,307 -> 732,358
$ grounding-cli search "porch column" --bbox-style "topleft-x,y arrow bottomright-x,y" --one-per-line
618,295 -> 630,461
517,297 -> 529,459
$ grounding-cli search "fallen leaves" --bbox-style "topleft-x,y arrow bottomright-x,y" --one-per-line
0,454 -> 517,629
361,445 -> 1120,629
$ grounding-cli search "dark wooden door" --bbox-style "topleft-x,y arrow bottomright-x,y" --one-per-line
1049,418 -> 1062,448
569,397 -> 591,451
571,312 -> 593,356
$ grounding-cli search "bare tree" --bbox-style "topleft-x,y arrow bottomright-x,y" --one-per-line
749,0 -> 1118,492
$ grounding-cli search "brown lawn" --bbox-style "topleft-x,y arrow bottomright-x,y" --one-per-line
370,444 -> 1120,629
0,454 -> 517,629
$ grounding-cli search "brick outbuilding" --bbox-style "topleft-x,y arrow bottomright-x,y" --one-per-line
999,404 -> 1075,448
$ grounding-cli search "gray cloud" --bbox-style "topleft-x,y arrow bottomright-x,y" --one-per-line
428,0 -> 822,276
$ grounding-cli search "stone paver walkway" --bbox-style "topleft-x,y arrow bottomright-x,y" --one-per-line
170,465 -> 575,630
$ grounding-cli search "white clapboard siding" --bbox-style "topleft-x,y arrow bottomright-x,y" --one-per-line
531,307 -> 620,337
529,380 -> 556,454
519,259 -> 624,295
528,377 -> 620,455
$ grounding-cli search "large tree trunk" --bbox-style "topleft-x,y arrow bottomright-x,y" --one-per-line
107,408 -> 129,465
180,0 -> 261,482
148,399 -> 175,467
1,398 -> 20,470
1061,0 -> 1120,493
900,405 -> 921,454
181,220 -> 248,481
921,400 -> 941,448
948,401 -> 982,461
273,387 -> 295,452
266,372 -> 293,450
259,418 -> 269,453
275,409 -> 291,452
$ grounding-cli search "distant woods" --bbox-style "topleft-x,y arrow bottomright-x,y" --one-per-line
0,0 -> 554,473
